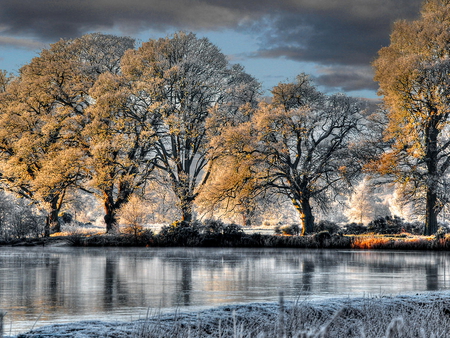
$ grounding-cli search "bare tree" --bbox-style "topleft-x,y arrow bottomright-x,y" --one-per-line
121,32 -> 260,223
211,75 -> 368,235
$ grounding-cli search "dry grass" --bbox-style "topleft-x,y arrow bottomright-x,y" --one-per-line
351,235 -> 393,249
21,293 -> 450,338
133,294 -> 450,338
351,234 -> 446,250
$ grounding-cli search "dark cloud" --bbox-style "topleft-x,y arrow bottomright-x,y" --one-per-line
248,1 -> 422,67
0,36 -> 46,49
0,0 -> 424,92
313,65 -> 378,93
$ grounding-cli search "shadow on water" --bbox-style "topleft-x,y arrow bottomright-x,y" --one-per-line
0,247 -> 448,334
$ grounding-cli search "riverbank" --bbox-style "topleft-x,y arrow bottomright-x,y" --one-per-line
3,232 -> 450,251
14,292 -> 450,338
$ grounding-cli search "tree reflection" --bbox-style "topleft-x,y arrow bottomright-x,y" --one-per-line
425,263 -> 439,291
103,255 -> 130,311
173,259 -> 193,306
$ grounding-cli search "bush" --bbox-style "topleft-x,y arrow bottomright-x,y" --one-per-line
202,219 -> 226,235
156,220 -> 202,246
314,220 -> 341,234
275,224 -> 300,236
222,223 -> 244,237
367,216 -> 404,234
60,212 -> 73,224
343,222 -> 368,235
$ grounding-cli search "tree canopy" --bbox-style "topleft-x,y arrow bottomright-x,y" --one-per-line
373,0 -> 450,235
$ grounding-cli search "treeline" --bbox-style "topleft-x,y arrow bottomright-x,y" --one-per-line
1,1 -> 450,237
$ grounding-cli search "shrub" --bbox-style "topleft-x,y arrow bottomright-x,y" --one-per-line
222,223 -> 244,237
276,224 -> 300,236
202,219 -> 226,235
156,220 -> 202,246
314,220 -> 341,234
343,222 -> 368,235
367,216 -> 404,234
60,212 -> 73,224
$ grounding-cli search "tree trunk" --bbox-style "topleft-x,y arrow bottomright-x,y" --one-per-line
293,198 -> 315,236
104,196 -> 118,233
48,208 -> 60,233
44,197 -> 61,236
242,213 -> 251,227
423,115 -> 440,236
424,187 -> 439,236
180,197 -> 193,224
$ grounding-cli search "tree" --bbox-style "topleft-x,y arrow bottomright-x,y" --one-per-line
214,75 -> 366,235
121,32 -> 260,223
0,33 -> 134,235
117,194 -> 150,237
85,71 -> 157,232
373,0 -> 450,235
344,177 -> 391,225
196,151 -> 261,226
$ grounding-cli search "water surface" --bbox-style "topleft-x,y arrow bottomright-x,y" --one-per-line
0,247 -> 448,334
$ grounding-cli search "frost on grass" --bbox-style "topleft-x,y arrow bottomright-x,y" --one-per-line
15,293 -> 450,338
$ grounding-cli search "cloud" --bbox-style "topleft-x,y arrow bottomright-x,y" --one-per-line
1,1 -> 421,42
246,0 -> 422,67
0,0 -> 424,92
0,36 -> 46,49
313,65 -> 377,93
0,0 -> 254,40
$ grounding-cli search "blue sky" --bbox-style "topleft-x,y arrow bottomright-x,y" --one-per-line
0,0 -> 422,99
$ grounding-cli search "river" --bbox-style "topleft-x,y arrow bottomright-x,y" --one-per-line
0,246 -> 448,335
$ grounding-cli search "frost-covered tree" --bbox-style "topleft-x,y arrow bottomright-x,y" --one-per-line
211,75 -> 368,235
0,33 -> 134,235
85,71 -> 157,232
255,80 -> 365,234
373,0 -> 450,235
121,32 -> 260,223
344,178 -> 391,225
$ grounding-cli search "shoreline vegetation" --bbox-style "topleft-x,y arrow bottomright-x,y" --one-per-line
3,221 -> 450,251
13,292 -> 450,338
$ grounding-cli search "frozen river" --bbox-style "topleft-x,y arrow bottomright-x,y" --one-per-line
0,246 -> 449,335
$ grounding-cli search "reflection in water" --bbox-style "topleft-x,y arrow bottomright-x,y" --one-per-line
0,247 -> 449,334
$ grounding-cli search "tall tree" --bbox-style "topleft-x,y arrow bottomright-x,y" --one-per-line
85,71 -> 158,232
212,75 -> 366,235
121,32 -> 260,223
196,137 -> 261,226
373,0 -> 450,235
0,33 -> 134,235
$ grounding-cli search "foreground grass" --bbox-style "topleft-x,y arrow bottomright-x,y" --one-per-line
17,293 -> 450,337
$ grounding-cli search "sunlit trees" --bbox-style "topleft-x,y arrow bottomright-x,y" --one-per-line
0,33 -> 134,235
121,32 -> 260,223
373,0 -> 450,235
256,77 -> 366,234
85,71 -> 157,232
117,194 -> 150,236
211,75 -> 367,235
344,178 -> 391,225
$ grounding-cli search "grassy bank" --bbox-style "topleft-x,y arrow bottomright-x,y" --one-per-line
55,230 -> 450,251
4,217 -> 450,250
16,293 -> 450,337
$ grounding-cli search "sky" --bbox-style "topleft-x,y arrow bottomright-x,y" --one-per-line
0,0 -> 423,99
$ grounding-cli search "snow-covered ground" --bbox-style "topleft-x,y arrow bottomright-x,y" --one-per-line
13,292 -> 450,338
